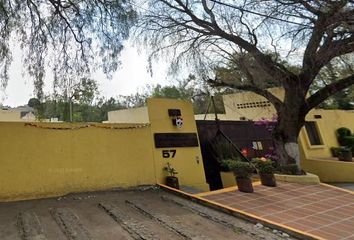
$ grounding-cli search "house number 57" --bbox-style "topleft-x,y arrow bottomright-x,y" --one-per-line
162,150 -> 176,158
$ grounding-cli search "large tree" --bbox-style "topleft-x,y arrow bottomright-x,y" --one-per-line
0,0 -> 136,99
137,0 -> 354,170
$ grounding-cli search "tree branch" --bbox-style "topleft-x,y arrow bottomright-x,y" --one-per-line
161,0 -> 296,82
306,74 -> 354,110
208,79 -> 283,111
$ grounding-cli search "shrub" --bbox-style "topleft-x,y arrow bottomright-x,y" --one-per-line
330,147 -> 342,157
220,157 -> 243,171
336,127 -> 352,137
252,158 -> 275,174
223,160 -> 254,179
220,159 -> 232,171
336,127 -> 352,146
343,136 -> 354,148
279,164 -> 301,175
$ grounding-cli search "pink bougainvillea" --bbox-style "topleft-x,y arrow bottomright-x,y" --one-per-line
254,114 -> 278,132
254,114 -> 279,161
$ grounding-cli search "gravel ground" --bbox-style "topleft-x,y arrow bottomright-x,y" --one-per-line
0,186 -> 298,240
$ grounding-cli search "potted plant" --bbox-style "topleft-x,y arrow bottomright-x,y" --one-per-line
338,147 -> 353,162
279,164 -> 303,175
163,162 -> 179,189
335,127 -> 353,161
223,160 -> 254,193
330,147 -> 341,157
252,158 -> 276,187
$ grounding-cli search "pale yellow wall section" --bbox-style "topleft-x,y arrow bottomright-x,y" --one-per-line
147,98 -> 209,191
0,110 -> 21,121
299,109 -> 354,182
107,107 -> 149,123
194,114 -> 228,120
0,123 -> 156,201
223,87 -> 284,121
0,110 -> 36,122
300,109 -> 354,159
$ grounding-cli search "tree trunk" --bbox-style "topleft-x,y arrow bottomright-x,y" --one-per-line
272,89 -> 307,173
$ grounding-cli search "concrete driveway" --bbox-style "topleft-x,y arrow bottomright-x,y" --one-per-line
0,187 -> 291,240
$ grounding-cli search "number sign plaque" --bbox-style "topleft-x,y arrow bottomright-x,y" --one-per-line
154,133 -> 199,148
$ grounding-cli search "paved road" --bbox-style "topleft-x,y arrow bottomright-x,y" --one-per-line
0,187 -> 291,240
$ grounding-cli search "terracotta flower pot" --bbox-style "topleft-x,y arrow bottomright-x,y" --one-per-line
260,173 -> 277,187
236,177 -> 253,193
166,176 -> 179,189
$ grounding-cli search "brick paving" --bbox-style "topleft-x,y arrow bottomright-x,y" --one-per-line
202,182 -> 354,240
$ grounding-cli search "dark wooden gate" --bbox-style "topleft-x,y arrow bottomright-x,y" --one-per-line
196,120 -> 274,190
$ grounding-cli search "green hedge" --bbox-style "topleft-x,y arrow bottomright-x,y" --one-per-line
343,136 -> 354,147
336,127 -> 353,148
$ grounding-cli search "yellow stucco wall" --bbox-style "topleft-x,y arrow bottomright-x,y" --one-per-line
147,98 -> 209,191
194,114 -> 229,120
0,122 -> 156,201
220,172 -> 237,188
223,87 -> 284,121
107,107 -> 149,123
0,99 -> 210,202
301,158 -> 354,182
300,109 -> 354,158
299,109 -> 354,182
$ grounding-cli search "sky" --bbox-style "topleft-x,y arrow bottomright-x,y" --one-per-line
0,43 -> 170,107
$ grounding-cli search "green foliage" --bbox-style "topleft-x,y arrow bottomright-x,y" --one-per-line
337,127 -> 352,138
222,160 -> 254,179
149,75 -> 226,114
252,158 -> 275,174
72,78 -> 99,105
332,146 -> 354,157
279,164 -> 300,175
336,127 -> 353,148
330,147 -> 342,157
343,136 -> 354,147
28,97 -> 44,120
163,162 -> 178,177
214,52 -> 288,89
28,98 -> 41,109
220,158 -> 238,172
312,59 -> 354,110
